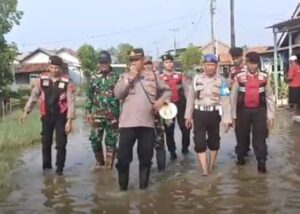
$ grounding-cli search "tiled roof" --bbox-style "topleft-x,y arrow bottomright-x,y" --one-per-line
15,63 -> 48,73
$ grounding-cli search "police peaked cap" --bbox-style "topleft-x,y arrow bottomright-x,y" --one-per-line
49,55 -> 63,66
161,54 -> 174,62
98,50 -> 112,63
229,47 -> 243,57
246,51 -> 260,64
128,48 -> 144,60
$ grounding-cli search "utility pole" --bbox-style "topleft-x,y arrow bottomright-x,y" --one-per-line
169,28 -> 179,56
210,0 -> 216,54
230,0 -> 236,47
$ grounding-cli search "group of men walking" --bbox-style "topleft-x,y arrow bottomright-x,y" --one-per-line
20,46 -> 275,191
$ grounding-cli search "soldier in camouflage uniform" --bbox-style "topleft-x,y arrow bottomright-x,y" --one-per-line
144,56 -> 166,172
85,50 -> 120,169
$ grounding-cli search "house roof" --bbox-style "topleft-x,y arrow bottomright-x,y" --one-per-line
200,40 -> 231,52
218,53 -> 232,65
15,63 -> 48,73
56,48 -> 78,57
245,46 -> 273,54
267,18 -> 300,32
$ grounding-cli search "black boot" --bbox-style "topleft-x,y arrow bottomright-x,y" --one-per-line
237,156 -> 245,165
118,166 -> 129,191
139,167 -> 150,190
257,159 -> 267,173
170,152 -> 177,161
156,149 -> 166,172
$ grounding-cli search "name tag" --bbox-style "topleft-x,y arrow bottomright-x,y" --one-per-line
173,74 -> 179,79
258,75 -> 264,81
58,82 -> 65,89
43,80 -> 49,86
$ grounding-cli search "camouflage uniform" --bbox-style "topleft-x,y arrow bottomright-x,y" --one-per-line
154,115 -> 166,171
85,69 -> 120,168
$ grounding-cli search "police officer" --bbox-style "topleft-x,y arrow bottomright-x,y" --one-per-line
144,56 -> 166,172
230,51 -> 275,172
114,49 -> 171,190
185,54 -> 232,176
19,55 -> 76,176
229,47 -> 251,156
160,53 -> 190,160
85,50 -> 120,169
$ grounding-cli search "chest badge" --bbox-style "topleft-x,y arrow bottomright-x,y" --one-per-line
43,80 -> 49,86
58,82 -> 65,89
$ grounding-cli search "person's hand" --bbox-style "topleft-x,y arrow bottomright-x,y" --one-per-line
185,119 -> 193,129
267,118 -> 274,130
19,111 -> 27,125
153,99 -> 165,112
128,66 -> 139,81
223,123 -> 231,133
65,119 -> 73,134
231,119 -> 236,128
86,114 -> 94,125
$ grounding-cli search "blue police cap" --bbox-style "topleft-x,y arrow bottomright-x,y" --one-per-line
203,54 -> 218,64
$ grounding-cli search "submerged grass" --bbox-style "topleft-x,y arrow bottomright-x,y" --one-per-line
0,108 -> 41,187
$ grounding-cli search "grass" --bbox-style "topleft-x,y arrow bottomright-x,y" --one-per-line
0,108 -> 41,187
0,108 -> 41,150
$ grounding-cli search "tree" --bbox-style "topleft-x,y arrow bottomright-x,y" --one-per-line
180,44 -> 202,71
0,0 -> 23,100
77,44 -> 98,80
116,43 -> 134,64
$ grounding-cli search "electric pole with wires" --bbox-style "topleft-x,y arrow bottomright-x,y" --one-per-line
210,0 -> 216,54
230,0 -> 236,47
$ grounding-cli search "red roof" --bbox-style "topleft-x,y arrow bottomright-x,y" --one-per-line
15,63 -> 48,73
218,53 -> 232,65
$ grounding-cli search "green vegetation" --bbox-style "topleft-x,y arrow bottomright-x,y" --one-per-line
0,108 -> 41,150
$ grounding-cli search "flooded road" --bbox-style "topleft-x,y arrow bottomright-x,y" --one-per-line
1,109 -> 300,213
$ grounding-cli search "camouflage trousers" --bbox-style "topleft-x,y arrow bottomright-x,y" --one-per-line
154,116 -> 165,150
89,119 -> 118,153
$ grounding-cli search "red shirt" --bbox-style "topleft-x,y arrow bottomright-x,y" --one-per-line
160,71 -> 184,103
288,64 -> 300,87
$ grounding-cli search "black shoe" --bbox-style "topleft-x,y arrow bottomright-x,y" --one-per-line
237,157 -> 245,165
118,167 -> 129,191
182,148 -> 189,155
170,152 -> 177,161
156,149 -> 166,172
257,160 -> 267,173
56,169 -> 64,176
139,167 -> 150,190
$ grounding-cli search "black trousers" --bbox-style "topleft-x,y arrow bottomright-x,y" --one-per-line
41,115 -> 67,170
234,125 -> 250,154
193,110 -> 221,153
164,100 -> 190,153
236,107 -> 268,160
116,127 -> 155,171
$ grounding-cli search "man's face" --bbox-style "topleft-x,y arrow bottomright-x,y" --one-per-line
129,57 -> 144,72
203,62 -> 217,76
232,56 -> 243,66
246,62 -> 259,74
48,64 -> 61,77
99,62 -> 110,72
163,60 -> 174,71
144,63 -> 153,71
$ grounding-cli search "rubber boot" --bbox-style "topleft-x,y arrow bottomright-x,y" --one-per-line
156,148 -> 166,172
94,151 -> 105,166
118,166 -> 129,191
139,167 -> 150,190
257,159 -> 266,173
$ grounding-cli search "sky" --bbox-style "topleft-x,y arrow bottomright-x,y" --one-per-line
6,0 -> 300,59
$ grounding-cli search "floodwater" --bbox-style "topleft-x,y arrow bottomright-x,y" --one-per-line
0,109 -> 300,213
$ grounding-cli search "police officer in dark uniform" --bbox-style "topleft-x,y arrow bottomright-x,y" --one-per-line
229,47 -> 251,156
20,55 -> 76,176
160,54 -> 190,160
231,52 -> 275,172
114,49 -> 171,190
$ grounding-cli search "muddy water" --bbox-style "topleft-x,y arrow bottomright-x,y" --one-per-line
0,109 -> 300,213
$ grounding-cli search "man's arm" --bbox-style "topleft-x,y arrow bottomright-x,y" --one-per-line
265,80 -> 275,120
66,82 -> 76,119
84,80 -> 94,114
23,79 -> 41,114
230,80 -> 239,120
113,73 -> 134,100
184,83 -> 196,120
156,73 -> 172,102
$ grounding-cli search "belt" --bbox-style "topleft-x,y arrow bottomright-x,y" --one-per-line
194,105 -> 221,112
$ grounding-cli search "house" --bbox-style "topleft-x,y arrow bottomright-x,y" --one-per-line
14,48 -> 84,87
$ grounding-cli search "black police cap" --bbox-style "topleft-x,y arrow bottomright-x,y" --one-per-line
161,54 -> 174,61
229,47 -> 243,57
49,55 -> 63,67
98,50 -> 111,63
245,51 -> 260,64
